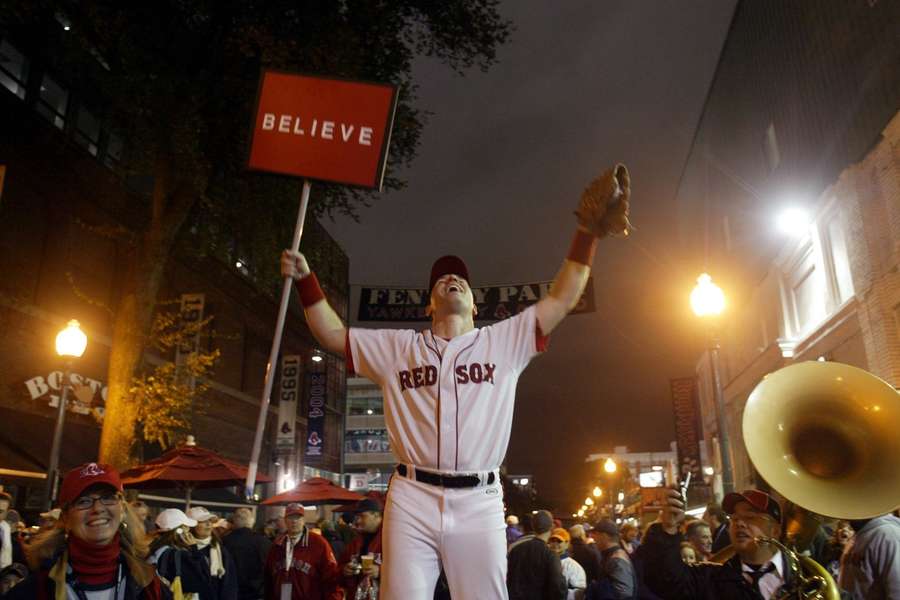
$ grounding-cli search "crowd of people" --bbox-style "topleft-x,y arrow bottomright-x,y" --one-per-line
0,463 -> 384,599
501,488 -> 900,600
2,464 -> 898,599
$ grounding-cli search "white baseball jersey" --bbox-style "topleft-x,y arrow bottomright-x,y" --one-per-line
347,305 -> 547,473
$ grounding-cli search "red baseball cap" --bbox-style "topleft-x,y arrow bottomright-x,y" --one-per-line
723,489 -> 782,524
59,462 -> 123,506
429,255 -> 470,291
285,503 -> 305,517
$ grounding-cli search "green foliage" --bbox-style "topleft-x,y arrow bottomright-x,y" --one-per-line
1,0 -> 511,219
3,0 -> 511,292
129,307 -> 220,449
1,1 -> 510,461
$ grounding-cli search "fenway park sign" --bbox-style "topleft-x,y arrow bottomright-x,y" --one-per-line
357,278 -> 595,322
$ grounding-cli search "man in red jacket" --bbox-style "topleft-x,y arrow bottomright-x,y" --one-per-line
264,503 -> 342,600
338,498 -> 384,599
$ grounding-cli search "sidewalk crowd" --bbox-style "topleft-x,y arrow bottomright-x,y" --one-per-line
1,463 -> 898,599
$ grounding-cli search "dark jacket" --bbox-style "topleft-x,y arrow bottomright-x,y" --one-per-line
222,527 -> 272,600
631,543 -> 664,600
192,541 -> 239,600
153,545 -> 216,598
507,535 -> 566,600
711,522 -> 731,554
571,538 -> 604,584
588,546 -> 636,600
6,555 -> 169,600
639,523 -> 797,600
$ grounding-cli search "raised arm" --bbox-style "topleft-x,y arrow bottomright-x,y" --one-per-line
535,164 -> 631,335
281,250 -> 347,355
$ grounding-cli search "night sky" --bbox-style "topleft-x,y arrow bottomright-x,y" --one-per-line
323,1 -> 738,512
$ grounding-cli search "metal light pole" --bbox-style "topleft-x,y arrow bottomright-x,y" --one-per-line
690,274 -> 734,495
603,458 -> 617,519
45,320 -> 87,509
708,334 -> 735,494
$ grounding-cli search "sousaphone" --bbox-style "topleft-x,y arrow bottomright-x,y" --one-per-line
743,361 -> 900,520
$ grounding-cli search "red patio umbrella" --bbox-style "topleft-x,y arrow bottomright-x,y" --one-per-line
120,436 -> 272,508
262,477 -> 364,506
333,491 -> 386,513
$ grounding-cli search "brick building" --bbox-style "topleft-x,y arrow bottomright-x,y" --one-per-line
675,0 -> 900,492
0,29 -> 348,514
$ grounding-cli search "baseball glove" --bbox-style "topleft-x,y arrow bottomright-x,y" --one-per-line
575,163 -> 633,237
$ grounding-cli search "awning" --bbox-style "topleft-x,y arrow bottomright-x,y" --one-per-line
0,410 -> 101,480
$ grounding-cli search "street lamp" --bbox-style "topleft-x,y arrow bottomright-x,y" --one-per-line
46,320 -> 88,509
592,486 -> 602,498
603,458 -> 617,474
690,273 -> 735,495
585,497 -> 594,506
775,207 -> 810,237
690,274 -> 725,317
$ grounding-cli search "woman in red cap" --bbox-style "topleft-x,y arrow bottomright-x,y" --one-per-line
5,462 -> 166,599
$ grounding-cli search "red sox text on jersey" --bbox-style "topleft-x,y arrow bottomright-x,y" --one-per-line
349,305 -> 545,473
398,363 -> 496,390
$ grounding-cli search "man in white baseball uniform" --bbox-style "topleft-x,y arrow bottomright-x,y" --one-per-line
280,165 -> 630,599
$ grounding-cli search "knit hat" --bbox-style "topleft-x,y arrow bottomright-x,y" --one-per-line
531,510 -> 554,535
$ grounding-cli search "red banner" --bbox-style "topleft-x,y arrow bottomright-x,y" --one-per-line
248,71 -> 398,189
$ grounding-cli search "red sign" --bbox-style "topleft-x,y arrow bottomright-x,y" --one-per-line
248,71 -> 398,189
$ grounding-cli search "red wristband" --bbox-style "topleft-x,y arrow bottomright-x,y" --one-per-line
567,229 -> 598,266
296,272 -> 326,307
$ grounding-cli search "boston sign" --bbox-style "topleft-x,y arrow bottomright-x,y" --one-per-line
24,371 -> 108,420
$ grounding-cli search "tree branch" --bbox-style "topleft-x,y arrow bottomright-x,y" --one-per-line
65,271 -> 115,318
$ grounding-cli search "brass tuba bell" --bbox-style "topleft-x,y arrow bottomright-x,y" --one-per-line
743,361 -> 900,520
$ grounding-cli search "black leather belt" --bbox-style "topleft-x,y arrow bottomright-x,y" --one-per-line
396,465 -> 495,488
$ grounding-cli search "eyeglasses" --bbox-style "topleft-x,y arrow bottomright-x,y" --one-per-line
71,493 -> 121,511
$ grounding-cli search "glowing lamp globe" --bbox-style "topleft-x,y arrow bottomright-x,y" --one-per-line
603,458 -> 617,474
690,273 -> 725,317
56,320 -> 87,358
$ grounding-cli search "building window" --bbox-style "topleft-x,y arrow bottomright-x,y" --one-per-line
103,131 -> 124,167
348,396 -> 383,416
345,429 -> 390,454
764,122 -> 781,173
784,242 -> 827,336
825,218 -> 854,304
36,74 -> 68,129
74,107 -> 101,156
0,41 -> 29,99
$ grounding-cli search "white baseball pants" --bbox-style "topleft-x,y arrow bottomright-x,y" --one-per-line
380,471 -> 508,600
